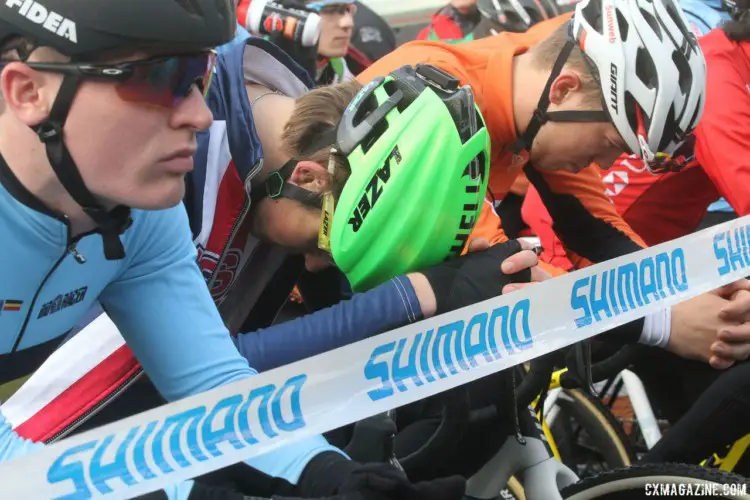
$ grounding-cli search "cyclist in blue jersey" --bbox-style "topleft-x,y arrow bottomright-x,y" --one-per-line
0,1 -> 542,499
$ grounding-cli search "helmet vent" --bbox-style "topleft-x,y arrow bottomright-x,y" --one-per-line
639,8 -> 662,41
671,50 -> 692,94
662,0 -> 693,41
361,119 -> 389,154
624,91 -> 639,139
658,105 -> 677,151
616,9 -> 630,40
581,0 -> 604,35
635,45 -> 658,89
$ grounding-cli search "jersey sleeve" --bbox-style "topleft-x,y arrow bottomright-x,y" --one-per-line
694,47 -> 750,216
523,164 -> 646,267
100,205 -> 344,484
0,410 -> 43,462
234,275 -> 423,372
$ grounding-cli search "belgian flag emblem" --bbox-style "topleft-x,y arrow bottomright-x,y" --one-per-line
0,300 -> 23,313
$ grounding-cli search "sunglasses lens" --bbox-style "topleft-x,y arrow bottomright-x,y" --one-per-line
115,51 -> 216,108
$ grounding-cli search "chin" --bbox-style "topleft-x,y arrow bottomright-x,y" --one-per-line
127,180 -> 186,210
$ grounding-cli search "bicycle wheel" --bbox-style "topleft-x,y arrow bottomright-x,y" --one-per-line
561,463 -> 750,499
550,388 -> 635,479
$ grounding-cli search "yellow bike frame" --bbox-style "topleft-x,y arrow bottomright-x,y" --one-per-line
535,367 -> 749,473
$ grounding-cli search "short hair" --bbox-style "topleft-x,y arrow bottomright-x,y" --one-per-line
281,80 -> 363,201
530,22 -> 602,107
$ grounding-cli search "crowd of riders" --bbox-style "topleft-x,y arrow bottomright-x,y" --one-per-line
0,0 -> 749,499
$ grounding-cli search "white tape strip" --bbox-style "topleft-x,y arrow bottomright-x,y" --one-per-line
2,217 -> 750,500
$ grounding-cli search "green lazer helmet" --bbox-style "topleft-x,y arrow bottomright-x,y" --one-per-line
329,64 -> 491,292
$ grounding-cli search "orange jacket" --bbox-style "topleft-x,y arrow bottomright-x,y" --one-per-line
357,13 -> 645,269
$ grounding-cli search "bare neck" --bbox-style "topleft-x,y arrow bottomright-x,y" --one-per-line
0,121 -> 97,237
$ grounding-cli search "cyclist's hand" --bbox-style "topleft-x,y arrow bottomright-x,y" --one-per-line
468,238 -> 551,294
710,279 -> 750,368
335,463 -> 465,500
420,239 -> 532,314
668,291 -> 742,368
274,463 -> 465,500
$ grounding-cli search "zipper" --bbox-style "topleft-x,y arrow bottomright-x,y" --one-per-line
11,218 -> 92,352
205,160 -> 259,297
45,368 -> 143,443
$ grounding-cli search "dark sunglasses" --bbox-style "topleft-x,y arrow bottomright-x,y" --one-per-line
13,51 -> 217,109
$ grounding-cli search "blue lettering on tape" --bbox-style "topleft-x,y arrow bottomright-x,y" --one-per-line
46,374 -> 308,499
364,299 -> 534,401
571,248 -> 688,328
714,224 -> 750,276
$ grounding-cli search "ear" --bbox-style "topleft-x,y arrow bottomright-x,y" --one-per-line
289,160 -> 331,192
0,61 -> 57,126
548,69 -> 585,106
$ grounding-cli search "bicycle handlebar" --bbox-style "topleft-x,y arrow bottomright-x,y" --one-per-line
558,344 -> 637,389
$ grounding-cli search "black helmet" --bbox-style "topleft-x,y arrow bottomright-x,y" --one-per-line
0,0 -> 236,57
0,0 -> 236,260
475,0 -> 556,33
723,0 -> 750,19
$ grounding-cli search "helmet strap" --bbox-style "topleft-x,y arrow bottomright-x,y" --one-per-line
252,159 -> 323,210
34,75 -> 131,260
512,34 -> 609,154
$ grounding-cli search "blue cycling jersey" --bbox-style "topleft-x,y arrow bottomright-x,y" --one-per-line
681,0 -> 730,35
0,175 -> 342,497
0,25 -> 427,500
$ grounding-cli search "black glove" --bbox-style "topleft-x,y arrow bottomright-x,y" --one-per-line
421,239 -> 532,314
277,452 -> 465,500
274,464 -> 464,500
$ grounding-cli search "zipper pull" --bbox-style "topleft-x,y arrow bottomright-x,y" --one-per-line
69,244 -> 86,264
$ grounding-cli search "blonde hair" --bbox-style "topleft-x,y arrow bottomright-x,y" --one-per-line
282,80 -> 363,200
530,22 -> 602,107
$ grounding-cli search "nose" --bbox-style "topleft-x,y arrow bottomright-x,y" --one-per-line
339,11 -> 355,29
170,86 -> 213,131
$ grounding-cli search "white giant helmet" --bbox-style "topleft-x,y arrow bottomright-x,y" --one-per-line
572,0 -> 707,161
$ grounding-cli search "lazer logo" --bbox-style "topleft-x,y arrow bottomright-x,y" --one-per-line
348,146 -> 401,232
321,210 -> 331,236
608,63 -> 619,115
5,0 -> 78,43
